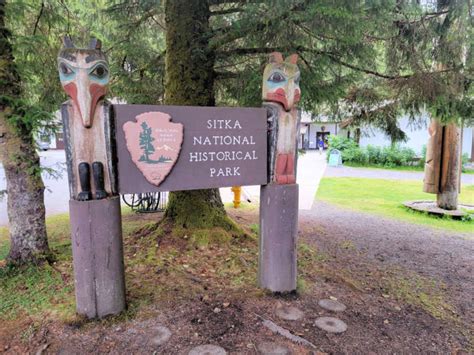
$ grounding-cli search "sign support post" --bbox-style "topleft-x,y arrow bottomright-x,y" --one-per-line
258,53 -> 301,292
59,37 -> 126,318
259,183 -> 298,291
69,197 -> 125,318
58,39 -> 302,317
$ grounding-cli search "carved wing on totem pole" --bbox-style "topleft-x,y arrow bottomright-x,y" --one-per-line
262,52 -> 301,184
58,36 -> 117,201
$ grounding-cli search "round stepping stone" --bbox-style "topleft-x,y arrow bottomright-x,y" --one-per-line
314,317 -> 347,333
150,326 -> 172,346
275,306 -> 304,321
188,344 -> 227,355
318,299 -> 347,312
257,341 -> 291,354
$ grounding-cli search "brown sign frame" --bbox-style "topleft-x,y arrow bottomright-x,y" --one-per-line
114,104 -> 268,194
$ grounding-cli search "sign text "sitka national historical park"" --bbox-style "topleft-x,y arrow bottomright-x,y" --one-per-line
115,105 -> 268,194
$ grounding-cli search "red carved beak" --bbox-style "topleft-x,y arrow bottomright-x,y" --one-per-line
89,83 -> 107,125
63,81 -> 106,128
268,88 -> 290,111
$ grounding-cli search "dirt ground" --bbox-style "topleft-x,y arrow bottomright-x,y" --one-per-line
1,202 -> 472,354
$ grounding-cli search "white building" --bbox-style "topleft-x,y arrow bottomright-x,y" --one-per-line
34,111 -> 64,150
298,111 -> 474,160
35,98 -> 128,151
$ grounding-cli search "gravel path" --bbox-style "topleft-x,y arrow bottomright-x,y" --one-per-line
325,165 -> 474,185
301,200 -> 474,319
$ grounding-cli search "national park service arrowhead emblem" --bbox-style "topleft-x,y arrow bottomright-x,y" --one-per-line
123,111 -> 183,186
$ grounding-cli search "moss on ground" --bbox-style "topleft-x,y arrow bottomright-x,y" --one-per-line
0,204 -> 468,348
162,190 -> 244,237
0,206 -> 320,322
382,272 -> 456,321
0,264 -> 75,320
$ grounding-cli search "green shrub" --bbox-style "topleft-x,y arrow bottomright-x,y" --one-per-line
366,145 -> 383,165
461,153 -> 471,172
327,135 -> 358,151
381,145 -> 417,167
327,136 -> 417,167
342,145 -> 368,164
419,145 -> 427,168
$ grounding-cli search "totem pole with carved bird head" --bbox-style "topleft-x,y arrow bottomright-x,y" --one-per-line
262,52 -> 301,184
58,36 -> 117,200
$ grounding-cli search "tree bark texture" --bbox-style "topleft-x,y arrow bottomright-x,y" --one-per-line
437,123 -> 461,210
423,120 -> 443,194
0,0 -> 50,264
163,0 -> 231,229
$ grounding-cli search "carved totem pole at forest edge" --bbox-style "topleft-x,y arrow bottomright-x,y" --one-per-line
58,37 -> 126,318
259,52 -> 301,292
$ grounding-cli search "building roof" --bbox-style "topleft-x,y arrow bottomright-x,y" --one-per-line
301,110 -> 337,124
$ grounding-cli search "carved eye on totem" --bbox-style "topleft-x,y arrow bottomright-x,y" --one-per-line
294,74 -> 300,85
268,71 -> 286,83
89,64 -> 109,80
59,62 -> 74,76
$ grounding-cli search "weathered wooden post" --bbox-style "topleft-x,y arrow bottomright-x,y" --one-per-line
259,52 -> 301,292
58,37 -> 126,318
423,120 -> 462,210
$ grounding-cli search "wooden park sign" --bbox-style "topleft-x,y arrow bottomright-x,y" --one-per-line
117,105 -> 267,193
58,37 -> 301,319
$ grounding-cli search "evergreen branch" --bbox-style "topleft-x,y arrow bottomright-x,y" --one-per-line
216,45 -> 404,80
424,10 -> 449,17
210,7 -> 244,15
397,10 -> 450,24
322,53 -> 459,81
218,44 -> 462,81
210,1 -> 308,49
215,70 -> 241,79
216,46 -> 309,58
208,0 -> 263,6
33,2 -> 45,36
324,54 -> 404,80
215,45 -> 401,79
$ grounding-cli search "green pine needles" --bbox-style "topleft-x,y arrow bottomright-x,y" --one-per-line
138,122 -> 172,164
138,121 -> 156,163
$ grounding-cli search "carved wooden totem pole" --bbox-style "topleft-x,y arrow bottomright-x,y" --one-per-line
58,37 -> 125,318
259,52 -> 301,292
423,120 -> 462,210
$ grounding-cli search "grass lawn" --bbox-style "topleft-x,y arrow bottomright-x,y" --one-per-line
343,162 -> 474,175
0,207 -> 263,322
0,207 -> 147,320
317,177 -> 474,234
0,213 -> 75,321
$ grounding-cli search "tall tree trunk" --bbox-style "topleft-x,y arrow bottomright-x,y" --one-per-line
0,0 -> 50,264
354,128 -> 361,144
162,0 -> 235,230
431,0 -> 464,211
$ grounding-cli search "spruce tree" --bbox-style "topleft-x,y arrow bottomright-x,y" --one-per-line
0,0 -> 50,264
139,122 -> 156,163
98,0 -> 472,225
